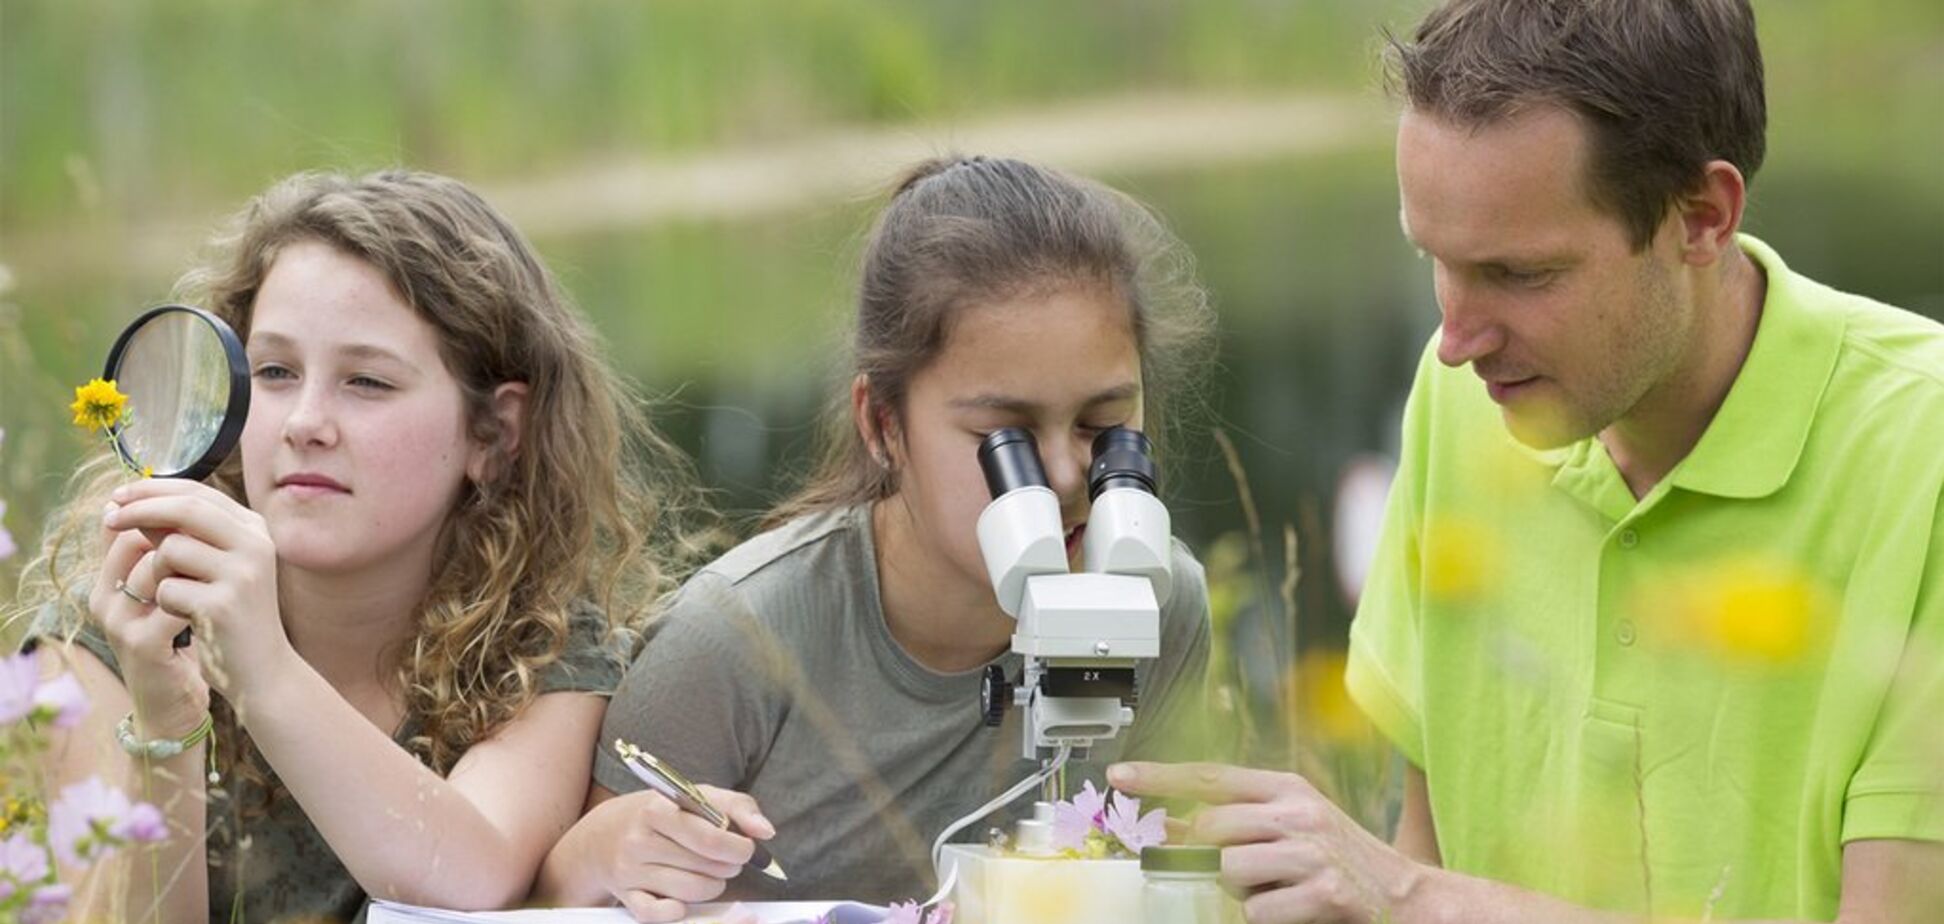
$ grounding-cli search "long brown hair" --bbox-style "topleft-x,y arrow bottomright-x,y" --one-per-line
769,155 -> 1215,526
18,169 -> 706,796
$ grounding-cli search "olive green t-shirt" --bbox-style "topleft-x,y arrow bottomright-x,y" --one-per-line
1347,235 -> 1944,918
32,601 -> 627,924
594,503 -> 1212,905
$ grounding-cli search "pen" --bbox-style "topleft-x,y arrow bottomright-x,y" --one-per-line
613,739 -> 788,882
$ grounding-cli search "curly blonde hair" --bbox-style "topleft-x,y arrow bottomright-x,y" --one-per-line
16,169 -> 706,799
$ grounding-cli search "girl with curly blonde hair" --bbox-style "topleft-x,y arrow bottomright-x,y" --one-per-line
16,169 -> 701,922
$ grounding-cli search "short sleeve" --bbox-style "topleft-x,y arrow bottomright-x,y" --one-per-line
592,573 -> 786,796
1842,488 -> 1944,844
22,598 -> 124,681
534,600 -> 632,696
1344,343 -> 1436,771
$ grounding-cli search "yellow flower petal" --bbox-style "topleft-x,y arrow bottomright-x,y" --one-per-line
70,377 -> 130,434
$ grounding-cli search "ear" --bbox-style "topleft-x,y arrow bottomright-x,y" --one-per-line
468,381 -> 530,484
850,374 -> 898,467
1676,159 -> 1748,268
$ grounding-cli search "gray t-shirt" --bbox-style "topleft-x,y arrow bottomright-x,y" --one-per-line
594,504 -> 1211,905
30,600 -> 628,924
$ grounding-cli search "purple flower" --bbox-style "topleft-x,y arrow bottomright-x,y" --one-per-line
114,800 -> 168,844
0,652 -> 37,726
881,900 -> 951,924
1051,780 -> 1109,850
32,671 -> 88,728
48,776 -> 137,866
23,883 -> 72,924
0,497 -> 16,562
1,832 -> 52,885
1103,789 -> 1167,853
0,429 -> 13,561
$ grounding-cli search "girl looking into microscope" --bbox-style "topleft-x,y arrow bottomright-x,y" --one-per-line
534,155 -> 1217,919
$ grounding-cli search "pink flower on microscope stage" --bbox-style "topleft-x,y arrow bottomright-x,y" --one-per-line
1051,779 -> 1108,850
1103,789 -> 1167,853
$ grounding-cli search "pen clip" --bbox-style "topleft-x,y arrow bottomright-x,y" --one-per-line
614,738 -> 729,828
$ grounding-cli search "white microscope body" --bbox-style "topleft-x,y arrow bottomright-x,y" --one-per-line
974,427 -> 1173,759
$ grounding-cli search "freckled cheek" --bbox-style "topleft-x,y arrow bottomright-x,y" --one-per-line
364,408 -> 471,488
237,402 -> 287,501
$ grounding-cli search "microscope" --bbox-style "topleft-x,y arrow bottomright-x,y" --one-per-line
974,426 -> 1174,760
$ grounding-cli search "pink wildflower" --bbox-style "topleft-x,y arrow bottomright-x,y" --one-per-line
31,671 -> 88,728
114,801 -> 169,844
1050,780 -> 1108,850
23,884 -> 71,924
1103,789 -> 1167,853
48,776 -> 140,866
0,652 -> 37,725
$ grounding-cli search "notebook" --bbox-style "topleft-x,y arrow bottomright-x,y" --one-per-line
367,900 -> 892,924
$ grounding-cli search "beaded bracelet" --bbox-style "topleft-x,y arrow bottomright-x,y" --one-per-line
115,711 -> 214,760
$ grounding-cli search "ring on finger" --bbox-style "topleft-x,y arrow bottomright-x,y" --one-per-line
114,578 -> 155,607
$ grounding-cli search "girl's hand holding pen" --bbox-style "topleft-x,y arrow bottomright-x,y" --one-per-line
581,782 -> 777,923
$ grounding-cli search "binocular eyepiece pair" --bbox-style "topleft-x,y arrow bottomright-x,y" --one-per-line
977,426 -> 1158,501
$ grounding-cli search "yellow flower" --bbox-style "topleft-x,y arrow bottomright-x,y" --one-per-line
1637,556 -> 1829,665
70,377 -> 129,434
1420,515 -> 1501,603
1698,559 -> 1824,662
1285,647 -> 1372,744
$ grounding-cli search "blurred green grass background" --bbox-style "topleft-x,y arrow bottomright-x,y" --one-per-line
3,0 -> 1940,803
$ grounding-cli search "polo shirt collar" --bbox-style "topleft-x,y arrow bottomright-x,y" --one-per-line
1667,234 -> 1844,499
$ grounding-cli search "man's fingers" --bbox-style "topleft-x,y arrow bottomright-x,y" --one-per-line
1108,761 -> 1306,805
1238,880 -> 1328,924
615,889 -> 687,924
1220,838 -> 1323,892
1190,802 -> 1330,847
699,784 -> 775,840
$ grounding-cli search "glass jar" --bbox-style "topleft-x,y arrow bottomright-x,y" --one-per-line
1141,845 -> 1226,924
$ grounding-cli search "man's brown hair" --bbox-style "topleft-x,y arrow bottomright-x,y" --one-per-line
1388,0 -> 1767,249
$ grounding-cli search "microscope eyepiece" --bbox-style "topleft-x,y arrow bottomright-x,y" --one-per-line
1088,427 -> 1158,500
978,427 -> 1050,499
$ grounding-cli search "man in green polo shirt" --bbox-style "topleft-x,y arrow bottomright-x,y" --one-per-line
1108,1 -> 1943,921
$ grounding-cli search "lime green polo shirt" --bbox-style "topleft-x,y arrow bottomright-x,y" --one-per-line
1346,236 -> 1944,919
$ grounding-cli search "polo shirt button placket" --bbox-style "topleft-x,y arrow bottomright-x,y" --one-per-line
1618,528 -> 1639,549
1615,619 -> 1637,646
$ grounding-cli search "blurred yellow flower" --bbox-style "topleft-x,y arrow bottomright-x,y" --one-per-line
1420,515 -> 1501,603
1699,559 -> 1825,662
1642,556 -> 1829,664
1286,647 -> 1370,744
70,378 -> 129,434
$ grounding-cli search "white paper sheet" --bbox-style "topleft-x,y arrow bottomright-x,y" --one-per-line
368,899 -> 890,924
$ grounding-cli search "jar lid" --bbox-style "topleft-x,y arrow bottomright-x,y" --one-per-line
1140,845 -> 1221,873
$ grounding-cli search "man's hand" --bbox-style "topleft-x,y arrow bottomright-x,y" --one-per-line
1110,761 -> 1432,924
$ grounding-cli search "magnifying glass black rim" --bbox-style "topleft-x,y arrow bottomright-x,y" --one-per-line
102,304 -> 251,482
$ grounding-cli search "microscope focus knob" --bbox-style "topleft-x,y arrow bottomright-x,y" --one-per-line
981,665 -> 1009,727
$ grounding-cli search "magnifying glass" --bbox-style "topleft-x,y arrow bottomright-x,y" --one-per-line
103,304 -> 251,646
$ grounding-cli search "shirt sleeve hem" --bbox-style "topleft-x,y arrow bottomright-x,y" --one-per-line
1842,790 -> 1944,844
1344,640 -> 1427,770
